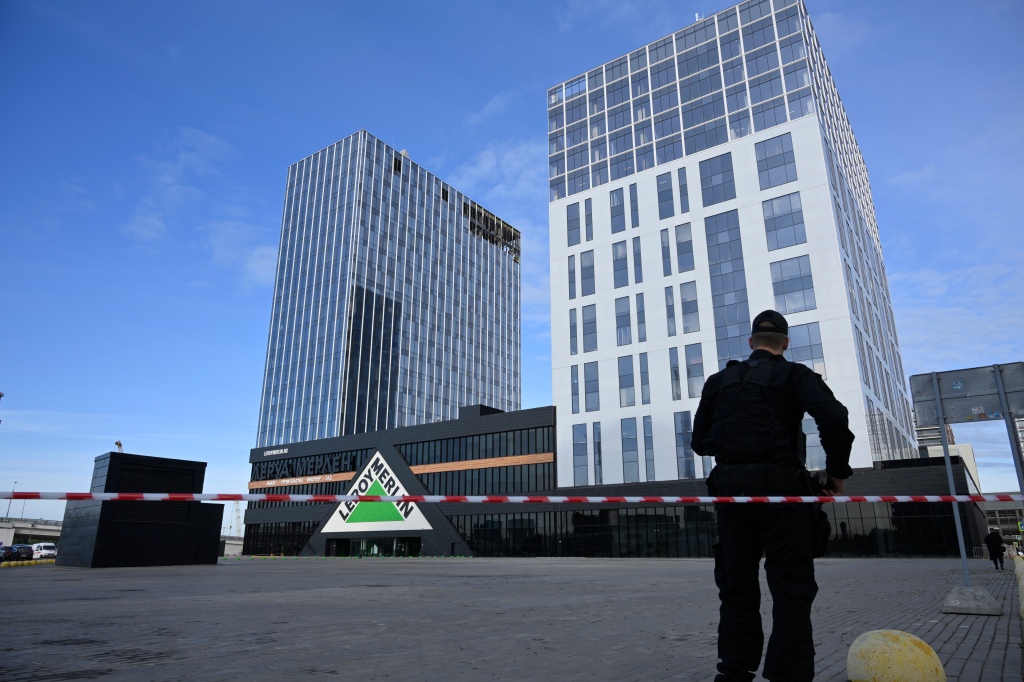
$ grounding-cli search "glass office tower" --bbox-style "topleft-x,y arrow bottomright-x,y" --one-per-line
548,0 -> 916,487
256,131 -> 521,447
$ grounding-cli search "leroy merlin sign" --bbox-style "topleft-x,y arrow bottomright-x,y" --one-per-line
320,452 -> 432,534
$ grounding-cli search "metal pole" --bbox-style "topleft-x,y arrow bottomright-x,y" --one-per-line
931,372 -> 971,587
993,364 -> 1024,495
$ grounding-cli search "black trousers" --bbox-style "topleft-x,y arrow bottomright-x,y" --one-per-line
988,547 -> 1004,569
711,463 -> 818,682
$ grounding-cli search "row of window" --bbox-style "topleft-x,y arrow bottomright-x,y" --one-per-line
568,321 -> 826,412
564,132 -> 799,254
569,281 -> 701,354
572,410 -> 699,486
549,4 -> 809,200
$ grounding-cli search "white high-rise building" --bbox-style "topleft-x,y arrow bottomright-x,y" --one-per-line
547,0 -> 916,487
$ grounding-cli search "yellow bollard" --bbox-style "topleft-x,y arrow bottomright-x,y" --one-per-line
848,630 -> 945,682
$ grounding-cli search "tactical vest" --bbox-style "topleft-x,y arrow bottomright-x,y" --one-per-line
706,357 -> 803,463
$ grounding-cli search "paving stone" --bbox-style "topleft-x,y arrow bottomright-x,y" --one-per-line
0,556 -> 1020,680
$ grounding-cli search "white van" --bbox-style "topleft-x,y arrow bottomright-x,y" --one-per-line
32,543 -> 57,559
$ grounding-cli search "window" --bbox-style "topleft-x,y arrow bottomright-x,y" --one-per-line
699,153 -> 736,206
771,254 -> 816,314
584,362 -> 600,412
654,110 -> 681,138
660,228 -> 672,276
729,110 -> 751,139
593,422 -> 603,485
656,133 -> 683,165
739,0 -> 771,24
618,356 -> 635,407
674,411 -> 695,479
629,48 -> 647,73
705,209 -> 750,368
631,70 -> 649,99
607,78 -> 630,108
679,68 -> 722,104
784,60 -> 810,92
755,133 -> 797,189
591,161 -> 608,187
584,198 -> 594,241
650,58 -> 676,89
726,84 -> 747,114
717,8 -> 738,33
669,347 -> 682,400
749,70 -> 783,105
665,286 -> 677,337
677,39 -> 720,79
568,255 -> 576,299
636,293 -> 647,342
567,202 -> 581,246
590,136 -> 607,163
684,117 -> 729,155
606,102 -> 630,131
572,423 -> 588,485
786,322 -> 826,377
613,240 -> 629,288
580,250 -> 595,295
677,167 -> 690,214
639,352 -> 651,405
779,34 -> 806,65
776,5 -> 801,38
569,308 -> 578,355
682,92 -> 725,129
634,120 -> 653,146
741,16 -> 774,52
571,366 -> 580,413
610,188 -> 626,233
629,183 -> 639,227
649,35 -> 673,64
745,44 -> 779,78
615,297 -> 632,346
590,89 -> 605,116
621,418 -> 640,483
643,416 -> 655,481
566,121 -> 587,148
632,237 -> 644,284
685,343 -> 704,398
652,85 -> 679,115
657,172 -> 674,219
752,96 -> 787,131
675,224 -> 694,272
582,304 -> 597,352
763,192 -> 806,250
787,88 -> 815,119
680,281 -> 699,333
722,57 -> 744,86
609,124 -> 632,154
550,177 -> 566,201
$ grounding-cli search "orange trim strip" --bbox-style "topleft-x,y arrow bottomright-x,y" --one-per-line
410,452 -> 554,474
247,452 -> 555,490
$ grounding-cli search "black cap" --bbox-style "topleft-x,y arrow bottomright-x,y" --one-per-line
751,310 -> 788,336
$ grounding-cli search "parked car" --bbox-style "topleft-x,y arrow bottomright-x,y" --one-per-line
11,544 -> 34,560
0,545 -> 16,561
33,543 -> 57,559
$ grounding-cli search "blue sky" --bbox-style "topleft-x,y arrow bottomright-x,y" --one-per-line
2,0 -> 1022,525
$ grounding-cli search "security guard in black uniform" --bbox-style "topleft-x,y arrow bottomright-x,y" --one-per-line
692,310 -> 854,682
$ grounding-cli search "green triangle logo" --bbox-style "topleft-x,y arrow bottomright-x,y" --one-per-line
345,480 -> 405,523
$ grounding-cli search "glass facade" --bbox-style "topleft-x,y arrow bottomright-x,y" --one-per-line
256,131 -> 520,447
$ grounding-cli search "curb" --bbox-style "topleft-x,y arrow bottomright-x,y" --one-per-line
0,559 -> 56,568
1014,555 -> 1024,618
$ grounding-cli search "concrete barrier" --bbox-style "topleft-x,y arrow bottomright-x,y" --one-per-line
847,630 -> 945,682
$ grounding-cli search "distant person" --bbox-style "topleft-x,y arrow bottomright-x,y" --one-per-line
692,310 -> 855,682
983,529 -> 1005,570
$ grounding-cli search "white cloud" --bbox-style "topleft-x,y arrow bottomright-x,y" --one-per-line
206,219 -> 279,289
807,10 -> 874,59
888,165 -> 935,190
122,128 -> 231,241
467,92 -> 513,126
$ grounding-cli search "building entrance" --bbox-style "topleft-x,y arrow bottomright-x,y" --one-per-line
325,537 -> 422,558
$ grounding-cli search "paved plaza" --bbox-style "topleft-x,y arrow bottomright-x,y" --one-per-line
1,557 -> 1020,680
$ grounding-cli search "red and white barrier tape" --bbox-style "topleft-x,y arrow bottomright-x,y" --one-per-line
1,492 -> 1021,504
